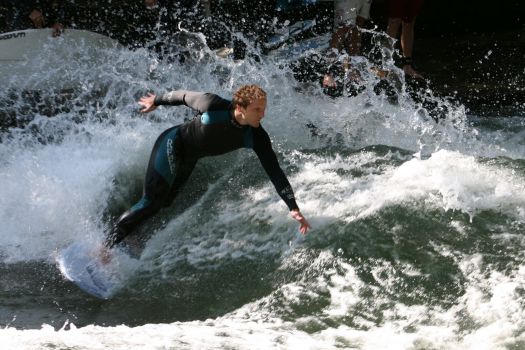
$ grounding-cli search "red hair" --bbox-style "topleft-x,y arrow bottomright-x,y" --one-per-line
232,85 -> 267,108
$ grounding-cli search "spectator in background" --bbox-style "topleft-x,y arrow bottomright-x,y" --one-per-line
4,0 -> 65,36
331,0 -> 373,56
386,0 -> 423,79
323,0 -> 373,91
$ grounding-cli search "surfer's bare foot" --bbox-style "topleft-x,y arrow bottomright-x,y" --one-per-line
99,247 -> 112,265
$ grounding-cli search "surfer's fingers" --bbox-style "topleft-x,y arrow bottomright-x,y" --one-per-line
297,218 -> 310,235
141,105 -> 157,113
302,218 -> 311,234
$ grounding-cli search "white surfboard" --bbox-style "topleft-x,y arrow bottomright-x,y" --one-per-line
0,29 -> 119,88
57,242 -> 122,299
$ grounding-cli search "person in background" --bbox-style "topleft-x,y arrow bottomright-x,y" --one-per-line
323,0 -> 373,91
386,0 -> 423,79
4,0 -> 65,36
331,0 -> 373,56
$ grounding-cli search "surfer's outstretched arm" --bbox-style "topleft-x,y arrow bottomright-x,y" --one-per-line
139,91 -> 230,114
252,127 -> 311,235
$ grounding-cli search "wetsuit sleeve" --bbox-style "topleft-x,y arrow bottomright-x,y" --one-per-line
252,127 -> 299,211
153,90 -> 228,113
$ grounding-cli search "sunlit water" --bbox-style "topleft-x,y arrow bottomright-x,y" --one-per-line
1,28 -> 524,350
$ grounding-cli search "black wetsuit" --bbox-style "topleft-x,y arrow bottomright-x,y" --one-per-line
108,90 -> 298,247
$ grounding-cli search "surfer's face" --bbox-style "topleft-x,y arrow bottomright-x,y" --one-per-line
238,98 -> 266,128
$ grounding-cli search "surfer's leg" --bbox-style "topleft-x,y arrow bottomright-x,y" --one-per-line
106,126 -> 183,247
110,163 -> 196,247
108,195 -> 163,247
162,157 -> 197,207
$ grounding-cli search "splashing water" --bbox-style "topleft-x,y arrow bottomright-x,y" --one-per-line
0,25 -> 524,350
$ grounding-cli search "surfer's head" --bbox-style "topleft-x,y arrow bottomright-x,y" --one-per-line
233,85 -> 267,128
233,84 -> 267,109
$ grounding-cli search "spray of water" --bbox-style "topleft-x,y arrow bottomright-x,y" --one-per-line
1,24 -> 524,349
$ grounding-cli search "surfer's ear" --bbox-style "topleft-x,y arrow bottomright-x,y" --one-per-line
235,104 -> 245,117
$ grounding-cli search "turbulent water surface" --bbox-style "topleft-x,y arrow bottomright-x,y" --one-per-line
1,28 -> 525,350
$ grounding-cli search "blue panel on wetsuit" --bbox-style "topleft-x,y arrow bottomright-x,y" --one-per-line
130,197 -> 152,212
154,127 -> 179,185
201,110 -> 230,125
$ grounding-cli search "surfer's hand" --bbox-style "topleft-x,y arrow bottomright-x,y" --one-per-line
290,209 -> 310,235
138,93 -> 158,113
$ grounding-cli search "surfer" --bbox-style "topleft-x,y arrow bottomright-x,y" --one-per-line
106,85 -> 310,249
